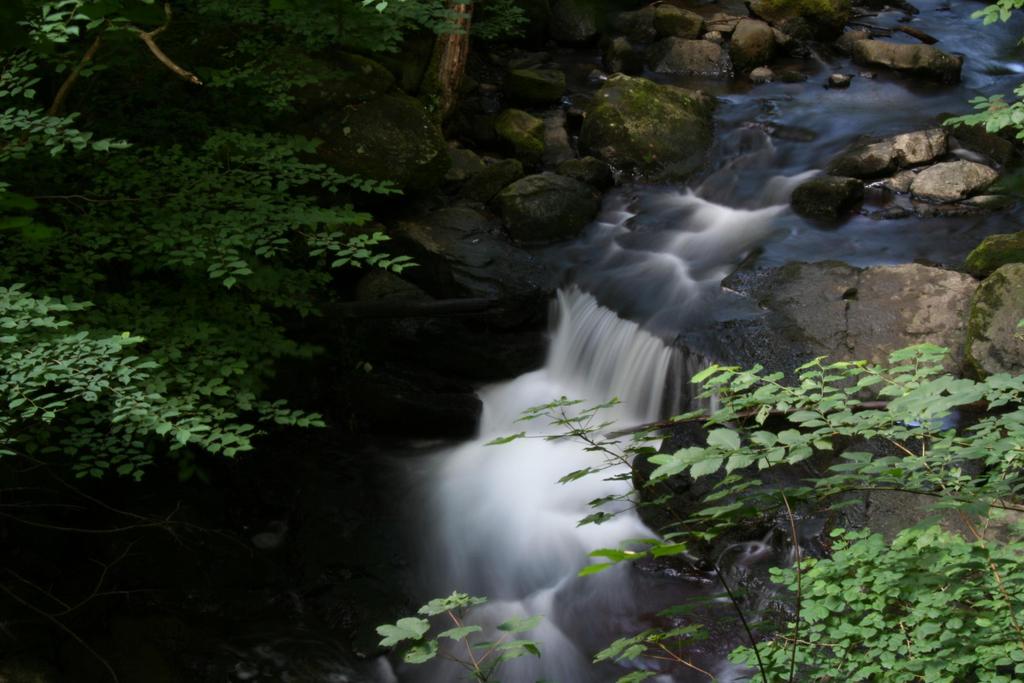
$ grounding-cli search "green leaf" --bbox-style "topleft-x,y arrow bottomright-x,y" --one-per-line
377,617 -> 430,647
497,616 -> 542,633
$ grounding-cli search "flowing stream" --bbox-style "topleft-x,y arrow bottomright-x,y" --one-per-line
391,2 -> 1024,681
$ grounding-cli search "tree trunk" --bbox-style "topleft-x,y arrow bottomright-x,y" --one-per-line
428,1 -> 473,120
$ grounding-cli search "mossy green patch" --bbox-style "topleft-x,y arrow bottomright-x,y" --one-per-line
964,232 -> 1024,279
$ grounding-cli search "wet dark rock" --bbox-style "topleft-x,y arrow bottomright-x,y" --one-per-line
357,367 -> 482,438
504,68 -> 566,105
495,173 -> 601,244
791,175 -> 864,219
828,73 -> 852,88
393,206 -> 554,299
730,18 -> 776,73
703,30 -> 724,43
778,69 -> 809,82
445,147 -> 486,184
964,232 -> 1024,278
495,108 -> 546,164
459,158 -> 525,203
604,36 -> 645,74
556,156 -> 615,189
653,5 -> 704,39
580,74 -> 716,181
550,0 -> 603,44
749,0 -> 851,40
648,38 -> 733,77
312,94 -> 448,193
704,12 -> 744,35
850,39 -> 963,83
964,263 -> 1024,377
909,160 -> 998,203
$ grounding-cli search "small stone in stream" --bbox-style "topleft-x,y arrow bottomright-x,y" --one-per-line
828,73 -> 852,88
703,30 -> 724,43
587,68 -> 608,83
861,71 -> 876,79
882,170 -> 916,194
837,28 -> 871,53
870,206 -> 913,220
851,39 -> 963,83
910,160 -> 999,203
791,175 -> 864,220
730,18 -> 776,73
778,70 -> 808,83
750,66 -> 774,84
962,194 -> 1014,211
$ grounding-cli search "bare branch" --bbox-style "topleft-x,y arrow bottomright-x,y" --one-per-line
127,3 -> 203,86
48,32 -> 104,116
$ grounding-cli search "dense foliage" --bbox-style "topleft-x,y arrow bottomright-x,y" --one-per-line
1,0 -> 524,479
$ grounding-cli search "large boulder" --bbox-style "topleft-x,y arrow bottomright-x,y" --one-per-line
910,160 -> 998,203
964,263 -> 1024,377
718,262 -> 978,373
612,7 -> 657,43
504,68 -> 566,105
648,38 -> 732,77
550,0 -> 603,44
730,19 -> 776,73
791,175 -> 863,220
289,52 -> 394,111
495,173 -> 600,244
495,108 -> 546,164
394,206 -> 554,299
827,128 -> 949,178
653,5 -> 703,39
313,93 -> 447,192
851,39 -> 963,83
964,232 -> 1024,278
580,74 -> 716,181
749,0 -> 851,40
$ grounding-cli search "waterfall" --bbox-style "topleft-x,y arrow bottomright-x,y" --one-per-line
398,151 -> 813,683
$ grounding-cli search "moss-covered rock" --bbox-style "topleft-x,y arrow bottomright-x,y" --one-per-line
445,147 -> 486,184
313,93 -> 448,192
653,5 -> 703,39
749,0 -> 851,40
495,109 -> 546,164
460,158 -> 525,203
964,263 -> 1024,377
580,74 -> 715,181
612,7 -> 657,43
496,173 -> 600,244
965,232 -> 1024,279
791,175 -> 863,220
504,68 -> 566,105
